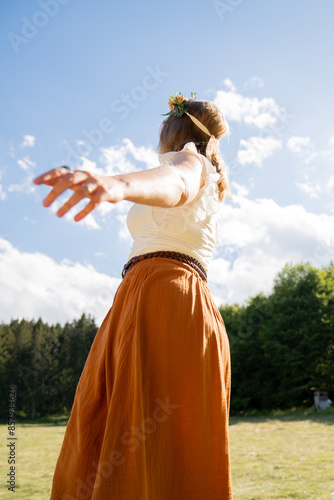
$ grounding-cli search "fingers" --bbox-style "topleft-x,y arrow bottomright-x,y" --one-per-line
56,185 -> 97,217
74,199 -> 100,221
34,166 -> 111,221
33,166 -> 75,186
42,171 -> 88,207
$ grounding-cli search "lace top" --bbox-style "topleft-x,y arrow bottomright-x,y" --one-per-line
126,142 -> 221,272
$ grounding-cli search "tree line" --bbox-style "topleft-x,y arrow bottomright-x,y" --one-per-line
0,262 -> 333,419
220,262 -> 334,411
0,315 -> 98,419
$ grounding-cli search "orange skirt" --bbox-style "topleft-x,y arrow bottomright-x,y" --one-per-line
50,257 -> 232,500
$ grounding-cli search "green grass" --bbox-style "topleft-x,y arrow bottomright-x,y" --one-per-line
0,416 -> 66,499
229,408 -> 334,499
1,409 -> 333,499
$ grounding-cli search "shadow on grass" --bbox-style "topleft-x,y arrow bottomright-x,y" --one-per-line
2,408 -> 333,427
229,407 -> 334,425
16,415 -> 70,427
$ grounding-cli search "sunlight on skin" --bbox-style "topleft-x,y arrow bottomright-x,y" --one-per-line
33,151 -> 203,221
33,166 -> 125,221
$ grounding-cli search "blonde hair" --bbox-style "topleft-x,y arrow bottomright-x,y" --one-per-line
158,99 -> 230,201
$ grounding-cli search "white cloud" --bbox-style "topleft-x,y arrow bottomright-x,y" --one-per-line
327,175 -> 334,190
209,194 -> 334,306
122,138 -> 159,167
296,181 -> 322,199
8,145 -> 15,158
323,135 -> 334,163
17,156 -> 36,171
24,216 -> 37,224
286,136 -> 317,163
0,238 -> 120,325
237,136 -> 282,166
99,138 -> 158,176
223,78 -> 237,92
286,136 -> 333,198
230,182 -> 249,197
0,185 -> 6,200
21,135 -> 36,148
8,173 -> 36,194
287,136 -> 311,153
48,196 -> 101,230
0,172 -> 7,200
242,76 -> 265,90
78,156 -> 98,173
214,79 -> 283,129
5,143 -> 37,198
116,212 -> 132,240
95,251 -> 107,258
293,134 -> 334,199
72,212 -> 100,230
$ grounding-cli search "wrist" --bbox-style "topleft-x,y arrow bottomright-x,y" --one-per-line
105,175 -> 129,203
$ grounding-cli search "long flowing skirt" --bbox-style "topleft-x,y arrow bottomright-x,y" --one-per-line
50,257 -> 232,500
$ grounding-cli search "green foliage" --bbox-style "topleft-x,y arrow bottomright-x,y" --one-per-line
0,314 -> 97,419
220,262 -> 334,412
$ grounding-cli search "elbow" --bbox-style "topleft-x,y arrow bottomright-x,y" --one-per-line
174,177 -> 191,207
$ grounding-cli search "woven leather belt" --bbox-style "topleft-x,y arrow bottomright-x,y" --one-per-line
122,251 -> 207,282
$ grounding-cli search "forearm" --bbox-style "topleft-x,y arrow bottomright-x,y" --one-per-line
112,166 -> 188,208
33,150 -> 203,221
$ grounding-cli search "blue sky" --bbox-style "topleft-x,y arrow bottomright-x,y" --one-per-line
1,0 -> 334,324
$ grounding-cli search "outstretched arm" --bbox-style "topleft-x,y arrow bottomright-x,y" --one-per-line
33,150 -> 203,221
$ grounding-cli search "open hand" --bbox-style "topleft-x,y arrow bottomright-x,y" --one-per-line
33,166 -> 124,221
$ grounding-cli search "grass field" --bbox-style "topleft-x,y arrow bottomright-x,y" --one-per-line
1,409 -> 333,499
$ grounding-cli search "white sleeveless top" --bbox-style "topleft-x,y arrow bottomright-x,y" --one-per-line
126,142 -> 221,272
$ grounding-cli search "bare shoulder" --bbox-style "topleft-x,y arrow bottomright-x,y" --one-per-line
170,150 -> 204,170
169,150 -> 204,189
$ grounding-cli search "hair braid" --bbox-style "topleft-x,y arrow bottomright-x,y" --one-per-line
208,147 -> 228,202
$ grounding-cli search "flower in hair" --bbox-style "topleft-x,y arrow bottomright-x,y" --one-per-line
163,92 -> 197,117
163,93 -> 188,117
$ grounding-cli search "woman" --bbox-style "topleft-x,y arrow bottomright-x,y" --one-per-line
34,95 -> 233,500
